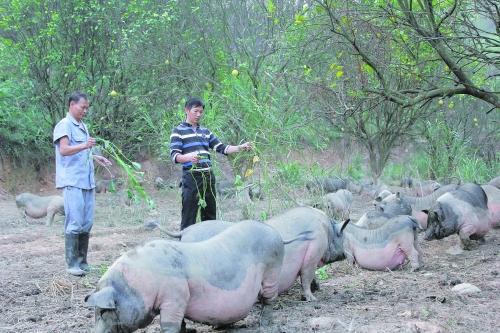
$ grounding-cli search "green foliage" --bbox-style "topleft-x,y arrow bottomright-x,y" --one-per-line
454,154 -> 496,184
346,154 -> 365,181
315,266 -> 330,281
0,0 -> 497,189
420,116 -> 468,180
96,263 -> 109,277
96,138 -> 154,209
382,162 -> 405,181
408,151 -> 497,184
276,161 -> 305,186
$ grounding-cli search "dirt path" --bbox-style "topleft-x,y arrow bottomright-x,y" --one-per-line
0,189 -> 498,333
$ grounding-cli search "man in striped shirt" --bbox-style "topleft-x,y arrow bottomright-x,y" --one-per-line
170,97 -> 252,230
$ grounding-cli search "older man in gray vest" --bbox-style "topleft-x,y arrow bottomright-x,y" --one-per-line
53,91 -> 111,276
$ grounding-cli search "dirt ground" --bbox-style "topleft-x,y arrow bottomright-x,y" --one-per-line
0,183 -> 499,333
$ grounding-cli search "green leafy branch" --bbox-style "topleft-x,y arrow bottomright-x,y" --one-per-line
94,137 -> 155,209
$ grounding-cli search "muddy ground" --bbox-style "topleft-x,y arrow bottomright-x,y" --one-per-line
0,184 -> 498,333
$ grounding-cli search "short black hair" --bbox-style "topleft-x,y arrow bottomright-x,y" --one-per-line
68,91 -> 88,106
184,97 -> 205,110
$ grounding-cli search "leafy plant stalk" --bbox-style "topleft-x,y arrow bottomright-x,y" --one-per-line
94,138 -> 155,209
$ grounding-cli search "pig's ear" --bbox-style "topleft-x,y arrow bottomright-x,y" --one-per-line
340,219 -> 350,233
85,287 -> 116,309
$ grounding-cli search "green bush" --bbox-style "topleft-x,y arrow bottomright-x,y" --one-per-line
382,162 -> 405,182
346,154 -> 364,181
408,151 -> 498,183
454,154 -> 498,184
276,161 -> 305,186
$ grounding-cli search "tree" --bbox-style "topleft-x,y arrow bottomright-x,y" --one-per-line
313,0 -> 499,110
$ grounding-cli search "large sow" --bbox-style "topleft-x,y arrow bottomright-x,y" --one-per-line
166,207 -> 335,301
85,220 -> 286,333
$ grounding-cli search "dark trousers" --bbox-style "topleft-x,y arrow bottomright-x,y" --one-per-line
181,170 -> 217,230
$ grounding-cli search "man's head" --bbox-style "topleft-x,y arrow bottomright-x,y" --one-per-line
68,91 -> 89,122
184,97 -> 205,126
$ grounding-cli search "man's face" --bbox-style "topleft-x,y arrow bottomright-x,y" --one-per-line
69,98 -> 90,122
185,105 -> 204,125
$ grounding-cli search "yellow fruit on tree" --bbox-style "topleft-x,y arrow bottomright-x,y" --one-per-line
244,169 -> 254,178
231,69 -> 239,77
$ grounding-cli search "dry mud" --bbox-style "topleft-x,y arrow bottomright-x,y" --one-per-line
0,187 -> 498,333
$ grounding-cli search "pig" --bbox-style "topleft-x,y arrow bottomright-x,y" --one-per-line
95,178 -> 121,194
377,184 -> 459,229
375,189 -> 392,201
360,183 -> 390,199
15,192 -> 64,226
248,184 -> 264,201
330,216 -> 421,271
481,184 -> 500,228
488,176 -> 500,189
322,189 -> 353,220
411,180 -> 440,197
216,179 -> 237,197
346,179 -> 363,195
154,176 -> 166,190
400,176 -> 413,188
424,183 -> 491,250
85,220 -> 286,333
164,207 -> 335,302
306,177 -> 346,193
356,197 -> 412,229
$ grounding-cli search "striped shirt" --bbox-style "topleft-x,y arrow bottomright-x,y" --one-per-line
170,122 -> 228,170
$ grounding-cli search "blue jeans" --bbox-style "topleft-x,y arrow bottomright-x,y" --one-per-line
63,186 -> 95,234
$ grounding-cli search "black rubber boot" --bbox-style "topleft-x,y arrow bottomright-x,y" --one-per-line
65,234 -> 86,276
78,233 -> 90,272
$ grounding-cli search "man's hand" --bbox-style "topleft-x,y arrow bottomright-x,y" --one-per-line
93,155 -> 112,167
238,142 -> 252,151
86,137 -> 96,149
184,152 -> 200,163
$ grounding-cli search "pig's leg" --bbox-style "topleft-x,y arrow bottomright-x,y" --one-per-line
458,228 -> 474,250
259,269 -> 280,327
460,239 -> 473,250
259,298 -> 275,327
159,286 -> 189,333
17,208 -> 28,223
413,233 -> 424,265
46,208 -> 56,226
405,245 -> 420,271
344,248 -> 356,265
161,321 -> 182,333
299,266 -> 317,301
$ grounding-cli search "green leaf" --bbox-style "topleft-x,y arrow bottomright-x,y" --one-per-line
198,198 -> 207,208
266,0 -> 276,15
295,14 -> 305,25
361,63 -> 374,74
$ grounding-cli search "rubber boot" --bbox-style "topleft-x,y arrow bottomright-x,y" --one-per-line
65,234 -> 86,276
78,233 -> 90,272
